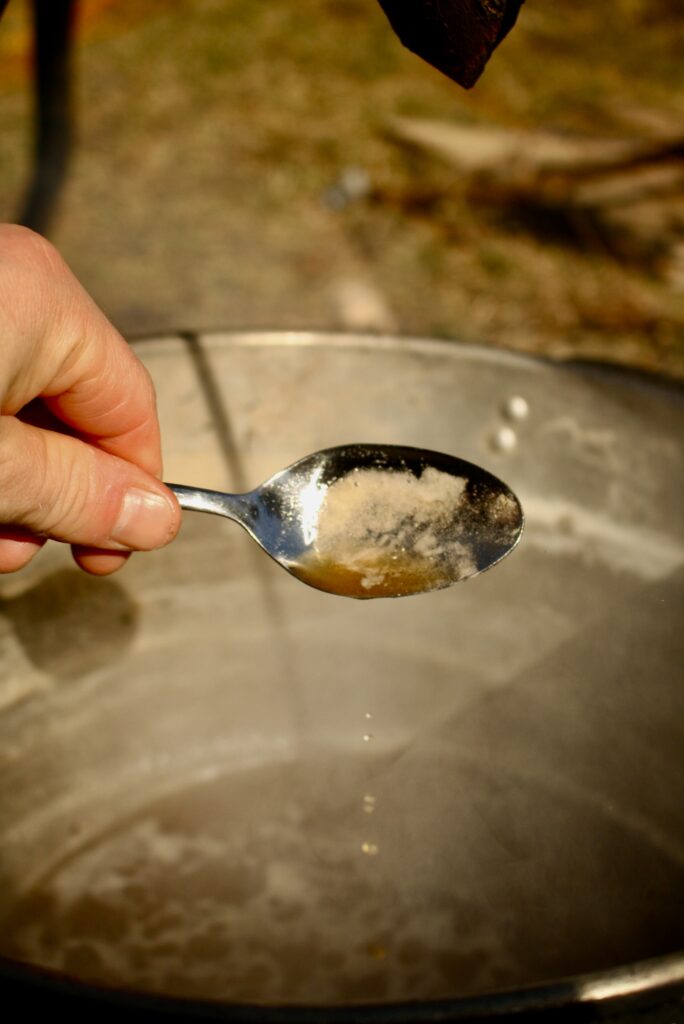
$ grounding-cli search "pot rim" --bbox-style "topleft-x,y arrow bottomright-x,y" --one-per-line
128,327 -> 684,392
1,949 -> 683,1021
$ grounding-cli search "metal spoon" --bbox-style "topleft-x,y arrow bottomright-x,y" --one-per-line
167,444 -> 523,599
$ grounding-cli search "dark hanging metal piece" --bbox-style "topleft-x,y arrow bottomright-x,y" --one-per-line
18,0 -> 77,234
375,0 -> 525,88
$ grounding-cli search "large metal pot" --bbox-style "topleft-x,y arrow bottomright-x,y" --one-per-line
0,332 -> 682,1022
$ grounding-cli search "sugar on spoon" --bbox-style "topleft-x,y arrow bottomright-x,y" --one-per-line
167,444 -> 523,599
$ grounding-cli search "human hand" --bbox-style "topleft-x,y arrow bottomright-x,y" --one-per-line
0,224 -> 181,575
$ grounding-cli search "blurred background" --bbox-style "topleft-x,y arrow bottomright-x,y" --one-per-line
0,0 -> 682,376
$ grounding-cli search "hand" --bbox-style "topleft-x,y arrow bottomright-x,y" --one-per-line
0,224 -> 181,575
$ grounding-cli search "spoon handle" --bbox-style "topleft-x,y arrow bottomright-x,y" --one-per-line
166,484 -> 248,524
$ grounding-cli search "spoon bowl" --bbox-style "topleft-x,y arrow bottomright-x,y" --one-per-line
167,444 -> 523,598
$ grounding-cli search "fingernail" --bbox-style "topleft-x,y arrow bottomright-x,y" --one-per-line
111,488 -> 176,550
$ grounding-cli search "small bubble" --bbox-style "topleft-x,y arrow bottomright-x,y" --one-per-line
503,396 -> 529,421
363,733 -> 373,743
361,842 -> 379,856
490,426 -> 517,453
363,794 -> 376,814
364,712 -> 373,720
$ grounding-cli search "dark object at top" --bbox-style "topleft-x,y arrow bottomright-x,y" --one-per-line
376,0 -> 525,88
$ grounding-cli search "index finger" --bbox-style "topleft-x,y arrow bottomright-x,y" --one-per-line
0,225 -> 163,478
45,320 -> 163,479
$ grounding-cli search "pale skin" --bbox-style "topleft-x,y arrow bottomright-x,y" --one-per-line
0,223 -> 181,575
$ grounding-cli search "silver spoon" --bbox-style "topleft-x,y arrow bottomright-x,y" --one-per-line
167,444 -> 523,599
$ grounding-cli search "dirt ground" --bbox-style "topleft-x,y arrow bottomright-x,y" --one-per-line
0,0 -> 683,377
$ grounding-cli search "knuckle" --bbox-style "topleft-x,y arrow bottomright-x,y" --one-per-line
137,361 -> 159,418
0,418 -> 36,525
0,417 -> 25,488
40,442 -> 98,537
139,360 -> 156,399
0,226 -> 68,343
0,224 -> 61,275
0,420 -> 98,541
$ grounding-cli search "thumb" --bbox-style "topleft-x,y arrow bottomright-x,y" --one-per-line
0,416 -> 180,551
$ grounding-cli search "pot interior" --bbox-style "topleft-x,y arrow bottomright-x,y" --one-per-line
0,333 -> 682,1007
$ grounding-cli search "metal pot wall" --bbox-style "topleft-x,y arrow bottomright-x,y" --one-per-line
0,333 -> 682,1022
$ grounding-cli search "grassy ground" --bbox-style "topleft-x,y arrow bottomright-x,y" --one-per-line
0,0 -> 682,375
